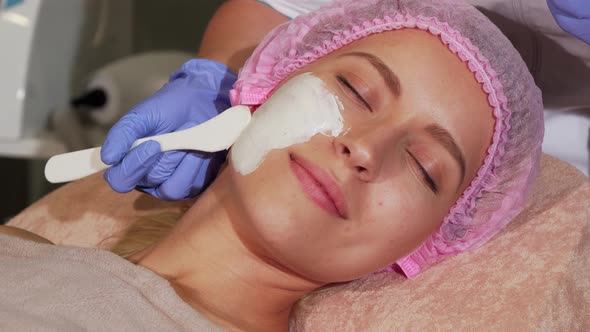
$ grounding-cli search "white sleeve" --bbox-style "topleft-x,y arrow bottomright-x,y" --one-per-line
258,0 -> 333,19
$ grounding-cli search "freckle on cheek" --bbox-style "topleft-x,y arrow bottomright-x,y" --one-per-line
378,201 -> 384,206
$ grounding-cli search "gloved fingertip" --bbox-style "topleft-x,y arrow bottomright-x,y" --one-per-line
101,113 -> 149,164
154,154 -> 203,200
143,150 -> 187,186
140,140 -> 162,157
154,173 -> 193,200
103,141 -> 161,193
101,130 -> 134,165
104,167 -> 133,193
101,146 -> 123,165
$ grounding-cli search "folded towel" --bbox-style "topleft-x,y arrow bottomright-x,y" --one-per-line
0,234 -> 221,331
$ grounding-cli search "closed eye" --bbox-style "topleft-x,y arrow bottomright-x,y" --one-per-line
406,150 -> 438,193
336,75 -> 373,112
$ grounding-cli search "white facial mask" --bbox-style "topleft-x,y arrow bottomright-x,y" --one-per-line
231,73 -> 344,175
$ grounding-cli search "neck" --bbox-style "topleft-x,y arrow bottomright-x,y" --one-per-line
130,170 -> 323,332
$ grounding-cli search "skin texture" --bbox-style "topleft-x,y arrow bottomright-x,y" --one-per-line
130,30 -> 494,331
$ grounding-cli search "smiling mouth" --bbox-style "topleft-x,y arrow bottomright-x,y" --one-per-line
289,153 -> 348,219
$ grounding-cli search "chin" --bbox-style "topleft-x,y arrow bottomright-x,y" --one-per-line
226,151 -> 343,273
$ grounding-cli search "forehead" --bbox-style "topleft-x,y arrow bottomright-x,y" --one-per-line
318,29 -> 487,104
330,29 -> 476,84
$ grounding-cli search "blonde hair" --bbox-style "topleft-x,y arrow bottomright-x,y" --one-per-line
111,210 -> 184,259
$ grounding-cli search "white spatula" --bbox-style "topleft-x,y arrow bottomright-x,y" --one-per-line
45,105 -> 251,183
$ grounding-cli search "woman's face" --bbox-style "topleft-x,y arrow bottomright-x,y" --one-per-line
225,29 -> 494,283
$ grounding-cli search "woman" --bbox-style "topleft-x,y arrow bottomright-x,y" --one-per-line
0,0 -> 543,331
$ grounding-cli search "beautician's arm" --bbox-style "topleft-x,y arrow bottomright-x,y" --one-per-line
198,0 -> 289,73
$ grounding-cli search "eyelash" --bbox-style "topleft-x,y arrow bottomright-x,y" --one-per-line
406,150 -> 438,193
336,75 -> 373,112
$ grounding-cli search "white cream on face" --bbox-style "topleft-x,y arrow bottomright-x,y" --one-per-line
231,73 -> 344,175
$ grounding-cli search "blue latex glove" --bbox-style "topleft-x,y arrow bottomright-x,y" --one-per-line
547,0 -> 590,44
101,59 -> 237,200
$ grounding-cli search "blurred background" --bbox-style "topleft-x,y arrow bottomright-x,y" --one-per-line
0,0 -> 224,222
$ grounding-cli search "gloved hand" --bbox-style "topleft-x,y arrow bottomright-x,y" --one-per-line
547,0 -> 590,45
101,59 -> 237,200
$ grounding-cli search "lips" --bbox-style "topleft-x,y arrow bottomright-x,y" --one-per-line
289,153 -> 348,219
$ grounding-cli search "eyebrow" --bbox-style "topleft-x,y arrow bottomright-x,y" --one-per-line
425,124 -> 466,188
339,52 -> 402,97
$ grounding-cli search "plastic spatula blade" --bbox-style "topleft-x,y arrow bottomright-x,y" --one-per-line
44,105 -> 251,183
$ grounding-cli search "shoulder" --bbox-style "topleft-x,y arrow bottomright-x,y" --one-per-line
0,225 -> 54,244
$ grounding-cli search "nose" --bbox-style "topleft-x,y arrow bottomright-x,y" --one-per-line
334,126 -> 385,182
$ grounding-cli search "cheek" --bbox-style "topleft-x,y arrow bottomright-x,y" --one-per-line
230,72 -> 345,175
228,151 -> 301,234
227,150 -> 336,270
356,187 -> 446,265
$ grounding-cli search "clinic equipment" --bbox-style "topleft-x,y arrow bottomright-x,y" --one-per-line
50,51 -> 194,153
44,105 -> 251,183
0,0 -> 132,157
74,52 -> 194,127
